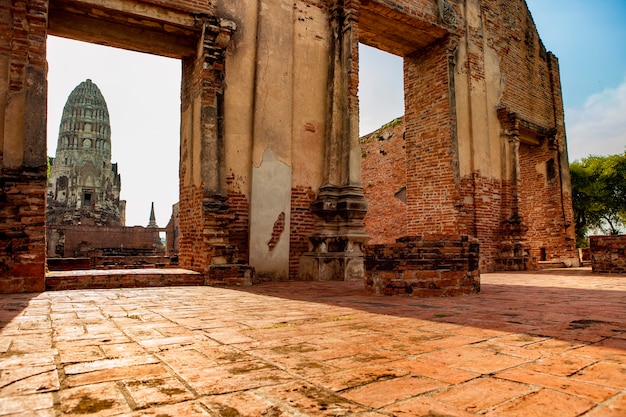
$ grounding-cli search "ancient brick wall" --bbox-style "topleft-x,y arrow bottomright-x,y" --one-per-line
518,142 -> 575,263
48,225 -> 162,258
404,39 -> 460,235
590,235 -> 626,274
365,234 -> 480,296
0,168 -> 47,293
481,0 -> 554,127
0,0 -> 48,293
360,119 -> 407,244
226,174 -> 250,262
289,186 -> 316,279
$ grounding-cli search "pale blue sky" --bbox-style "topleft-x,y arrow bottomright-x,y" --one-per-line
48,1 -> 626,227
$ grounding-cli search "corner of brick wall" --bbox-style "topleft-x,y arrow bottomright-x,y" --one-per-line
590,235 -> 626,274
0,167 -> 47,293
364,234 -> 480,296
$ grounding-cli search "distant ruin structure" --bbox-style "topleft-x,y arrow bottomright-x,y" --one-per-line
46,79 -> 163,261
47,79 -> 125,228
1,0 -> 578,293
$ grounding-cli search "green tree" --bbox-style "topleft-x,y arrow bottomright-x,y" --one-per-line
570,152 -> 626,246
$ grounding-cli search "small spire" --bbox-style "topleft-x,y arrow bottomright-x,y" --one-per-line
148,202 -> 158,228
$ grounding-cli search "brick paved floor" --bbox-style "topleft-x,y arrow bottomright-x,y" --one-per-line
1,268 -> 625,416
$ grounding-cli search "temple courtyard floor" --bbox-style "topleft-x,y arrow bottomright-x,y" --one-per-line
1,268 -> 625,416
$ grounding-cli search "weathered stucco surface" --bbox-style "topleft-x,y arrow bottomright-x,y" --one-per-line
1,0 -> 578,292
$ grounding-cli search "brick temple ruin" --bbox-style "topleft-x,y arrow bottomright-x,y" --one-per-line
0,0 -> 578,294
46,79 -> 166,268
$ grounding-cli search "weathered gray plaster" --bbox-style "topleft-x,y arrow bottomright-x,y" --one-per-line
249,147 -> 292,280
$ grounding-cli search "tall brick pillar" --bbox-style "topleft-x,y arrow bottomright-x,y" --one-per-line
404,38 -> 461,235
179,18 -> 253,284
496,109 -> 531,270
0,1 -> 48,293
299,0 -> 369,281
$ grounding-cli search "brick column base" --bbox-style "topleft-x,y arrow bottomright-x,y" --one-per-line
590,235 -> 626,274
364,235 -> 480,296
206,264 -> 256,286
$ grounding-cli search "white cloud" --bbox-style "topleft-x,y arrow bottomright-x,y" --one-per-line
566,76 -> 626,161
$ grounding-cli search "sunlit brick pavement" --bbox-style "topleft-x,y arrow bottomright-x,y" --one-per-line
1,268 -> 626,416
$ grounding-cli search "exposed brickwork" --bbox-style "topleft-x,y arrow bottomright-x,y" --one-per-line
289,186 -> 316,279
0,168 -> 47,293
518,141 -> 576,264
404,39 -> 460,235
361,119 -> 407,244
47,225 -> 162,258
45,269 -> 204,291
364,234 -> 480,296
226,174 -> 250,262
458,173 -> 507,272
482,0 -> 554,127
206,264 -> 255,287
590,235 -> 626,274
360,0 -> 577,274
2,0 -> 578,292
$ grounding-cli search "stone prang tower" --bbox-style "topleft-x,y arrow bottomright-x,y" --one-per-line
47,79 -> 126,226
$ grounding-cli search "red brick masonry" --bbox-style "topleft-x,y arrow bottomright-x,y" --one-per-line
364,235 -> 480,296
590,235 -> 626,274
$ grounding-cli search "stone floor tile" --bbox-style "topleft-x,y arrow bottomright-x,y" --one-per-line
199,390 -> 285,416
0,353 -> 55,369
326,350 -> 405,370
309,364 -> 408,391
342,375 -> 447,408
524,337 -> 585,355
100,342 -> 147,359
123,401 -> 211,416
495,367 -> 618,402
170,358 -> 294,396
387,358 -> 479,384
418,345 -> 531,374
2,269 -> 626,416
0,393 -> 54,416
58,382 -> 131,416
122,376 -> 194,408
259,381 -> 367,416
59,345 -> 105,364
64,354 -> 159,375
572,338 -> 626,363
0,365 -> 59,396
0,340 -> 9,354
7,332 -> 52,352
431,377 -> 534,413
384,397 -> 477,417
485,388 -> 595,417
584,393 -> 626,417
136,335 -> 199,351
65,363 -> 170,387
574,361 -> 626,389
524,353 -> 598,376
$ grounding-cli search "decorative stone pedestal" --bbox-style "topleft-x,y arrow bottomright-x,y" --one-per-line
364,235 -> 480,296
299,184 -> 369,281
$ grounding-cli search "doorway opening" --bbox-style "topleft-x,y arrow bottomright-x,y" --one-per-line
358,43 -> 407,244
46,35 -> 181,266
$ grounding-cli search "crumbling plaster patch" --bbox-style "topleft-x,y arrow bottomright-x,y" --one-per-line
249,147 -> 292,280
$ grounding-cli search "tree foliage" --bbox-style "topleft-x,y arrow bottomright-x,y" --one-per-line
570,152 -> 626,246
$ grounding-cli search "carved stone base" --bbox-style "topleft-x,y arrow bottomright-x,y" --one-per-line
299,251 -> 365,281
300,184 -> 369,281
205,264 -> 255,286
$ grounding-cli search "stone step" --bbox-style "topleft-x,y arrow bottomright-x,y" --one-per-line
537,260 -> 567,269
45,268 -> 203,291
